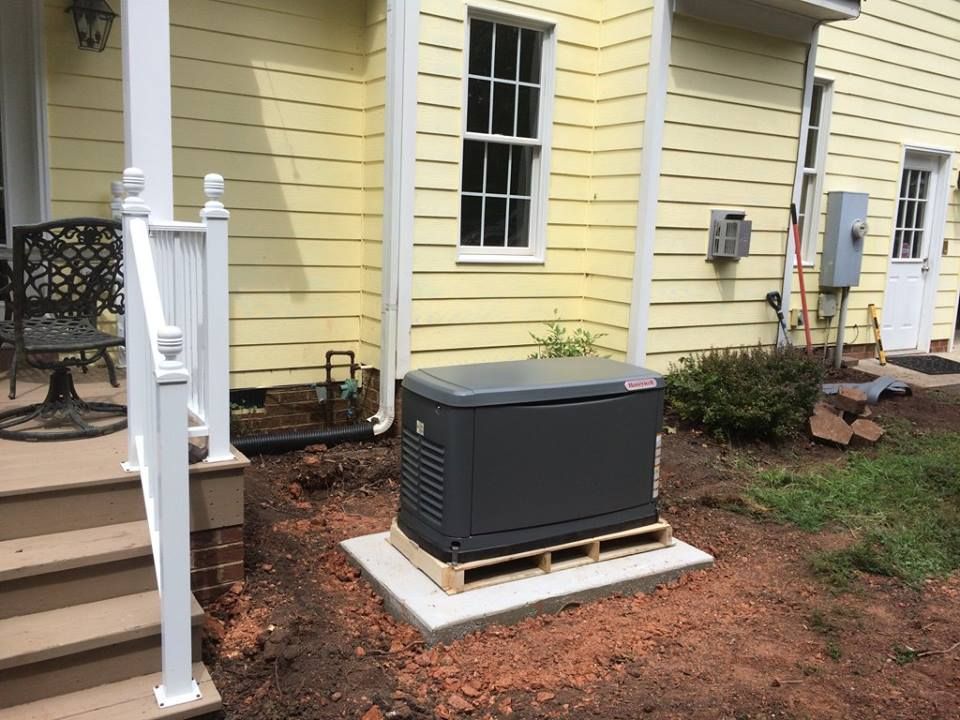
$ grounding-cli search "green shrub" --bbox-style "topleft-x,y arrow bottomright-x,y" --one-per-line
529,315 -> 605,358
666,346 -> 823,441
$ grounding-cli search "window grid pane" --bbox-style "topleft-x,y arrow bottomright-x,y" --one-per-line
461,17 -> 544,252
893,168 -> 932,260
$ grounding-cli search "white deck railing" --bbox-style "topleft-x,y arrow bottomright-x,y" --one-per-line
121,167 -> 232,708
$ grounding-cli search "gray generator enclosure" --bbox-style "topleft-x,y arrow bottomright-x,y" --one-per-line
820,191 -> 869,288
398,357 -> 664,562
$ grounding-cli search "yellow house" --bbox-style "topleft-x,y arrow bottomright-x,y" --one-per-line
2,0 -> 958,401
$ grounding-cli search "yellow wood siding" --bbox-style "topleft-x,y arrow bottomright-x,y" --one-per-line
645,15 -> 806,372
361,0 -> 387,367
44,0 -> 382,388
800,0 -> 960,350
406,0 -> 601,369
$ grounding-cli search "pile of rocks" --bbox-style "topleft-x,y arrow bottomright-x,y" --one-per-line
809,386 -> 885,447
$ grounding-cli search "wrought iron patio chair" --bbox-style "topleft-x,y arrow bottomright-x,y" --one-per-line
0,218 -> 126,440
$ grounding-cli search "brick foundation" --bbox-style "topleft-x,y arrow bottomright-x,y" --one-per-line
191,525 -> 245,604
231,383 -> 366,436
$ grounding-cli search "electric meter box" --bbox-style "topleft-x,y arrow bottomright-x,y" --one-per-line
398,357 -> 664,563
820,191 -> 869,288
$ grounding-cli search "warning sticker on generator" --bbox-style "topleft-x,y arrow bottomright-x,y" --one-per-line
624,378 -> 658,391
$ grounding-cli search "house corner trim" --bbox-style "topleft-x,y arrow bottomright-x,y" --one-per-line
626,0 -> 672,365
387,0 -> 419,379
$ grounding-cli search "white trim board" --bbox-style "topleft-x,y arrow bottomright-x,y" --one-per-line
626,0 -> 673,365
386,0 -> 420,379
778,27 -> 820,347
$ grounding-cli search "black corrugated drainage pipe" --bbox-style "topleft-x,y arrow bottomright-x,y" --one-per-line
232,421 -> 375,456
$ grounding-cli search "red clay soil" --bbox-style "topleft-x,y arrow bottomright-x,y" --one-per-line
205,384 -> 960,720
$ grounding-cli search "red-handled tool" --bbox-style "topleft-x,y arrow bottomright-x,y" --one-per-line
789,203 -> 813,355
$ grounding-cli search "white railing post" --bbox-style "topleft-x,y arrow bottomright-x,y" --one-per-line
153,326 -> 201,708
121,168 -> 150,470
200,174 -> 233,462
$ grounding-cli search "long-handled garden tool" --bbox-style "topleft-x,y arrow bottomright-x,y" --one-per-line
789,203 -> 814,355
766,291 -> 792,346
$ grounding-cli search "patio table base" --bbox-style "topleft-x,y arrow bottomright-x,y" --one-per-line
0,367 -> 126,441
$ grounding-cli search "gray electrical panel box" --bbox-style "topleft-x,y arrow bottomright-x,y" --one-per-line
707,209 -> 752,261
820,191 -> 868,288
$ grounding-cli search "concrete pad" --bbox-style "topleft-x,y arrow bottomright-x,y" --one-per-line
857,356 -> 960,389
340,532 -> 713,645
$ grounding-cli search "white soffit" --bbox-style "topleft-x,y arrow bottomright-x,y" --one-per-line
674,0 -> 861,41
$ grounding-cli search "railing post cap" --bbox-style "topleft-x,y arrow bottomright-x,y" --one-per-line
204,173 -> 224,199
122,168 -> 150,215
110,180 -> 124,196
202,172 -> 229,220
157,325 -> 184,361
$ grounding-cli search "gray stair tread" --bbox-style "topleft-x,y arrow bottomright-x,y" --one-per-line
0,591 -> 203,670
0,521 -> 151,582
0,662 -> 220,720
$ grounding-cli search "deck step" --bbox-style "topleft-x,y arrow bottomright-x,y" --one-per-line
0,521 -> 155,619
0,591 -> 204,708
0,662 -> 221,720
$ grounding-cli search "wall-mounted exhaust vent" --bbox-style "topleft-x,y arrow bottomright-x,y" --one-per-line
708,209 -> 752,261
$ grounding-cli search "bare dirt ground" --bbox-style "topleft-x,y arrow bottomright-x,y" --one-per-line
205,379 -> 960,720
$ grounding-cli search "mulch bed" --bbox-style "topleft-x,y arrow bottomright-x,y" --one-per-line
205,377 -> 960,720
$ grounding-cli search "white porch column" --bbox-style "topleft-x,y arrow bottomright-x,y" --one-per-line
121,0 -> 174,219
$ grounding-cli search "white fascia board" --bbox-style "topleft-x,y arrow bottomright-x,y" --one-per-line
674,0 -> 859,41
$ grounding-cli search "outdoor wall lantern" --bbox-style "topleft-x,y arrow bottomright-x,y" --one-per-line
67,0 -> 117,52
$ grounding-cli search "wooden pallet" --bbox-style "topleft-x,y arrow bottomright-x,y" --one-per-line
388,518 -> 674,594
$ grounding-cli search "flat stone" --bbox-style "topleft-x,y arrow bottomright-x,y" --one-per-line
340,532 -> 714,645
810,413 -> 853,446
831,386 -> 868,415
851,418 -> 884,444
813,401 -> 841,417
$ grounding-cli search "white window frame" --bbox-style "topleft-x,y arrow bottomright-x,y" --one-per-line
797,77 -> 833,266
457,7 -> 556,265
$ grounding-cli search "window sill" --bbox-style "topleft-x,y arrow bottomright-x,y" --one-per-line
456,252 -> 545,265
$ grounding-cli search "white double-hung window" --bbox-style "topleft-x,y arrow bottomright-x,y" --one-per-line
797,78 -> 833,265
459,12 -> 553,263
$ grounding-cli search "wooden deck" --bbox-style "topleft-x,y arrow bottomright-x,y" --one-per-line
0,366 -> 248,496
0,367 -> 132,495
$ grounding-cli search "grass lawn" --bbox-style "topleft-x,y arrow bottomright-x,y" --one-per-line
748,425 -> 960,588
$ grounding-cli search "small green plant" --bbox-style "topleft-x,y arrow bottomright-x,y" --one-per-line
666,346 -> 823,442
892,645 -> 919,665
826,640 -> 843,661
529,313 -> 605,358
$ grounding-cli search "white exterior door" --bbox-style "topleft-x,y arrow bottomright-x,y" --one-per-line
882,153 -> 944,352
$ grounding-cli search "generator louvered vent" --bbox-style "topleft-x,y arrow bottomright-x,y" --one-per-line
400,428 -> 445,528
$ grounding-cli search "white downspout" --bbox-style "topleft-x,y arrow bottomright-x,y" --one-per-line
372,0 -> 418,435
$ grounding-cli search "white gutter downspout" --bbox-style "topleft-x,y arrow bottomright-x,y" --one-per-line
372,0 -> 419,435
626,0 -> 673,365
